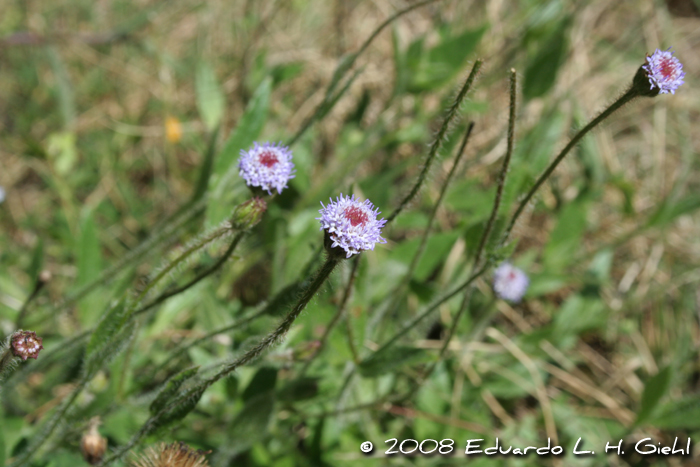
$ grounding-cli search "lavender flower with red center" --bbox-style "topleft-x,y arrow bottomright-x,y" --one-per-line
317,194 -> 387,258
11,330 -> 43,361
493,262 -> 529,303
642,48 -> 685,95
238,142 -> 295,195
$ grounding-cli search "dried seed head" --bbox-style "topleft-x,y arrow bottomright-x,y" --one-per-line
130,442 -> 211,467
81,417 -> 107,465
10,330 -> 43,361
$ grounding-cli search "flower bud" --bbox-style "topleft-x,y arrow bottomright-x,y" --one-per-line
81,417 -> 107,465
11,330 -> 43,361
231,197 -> 267,230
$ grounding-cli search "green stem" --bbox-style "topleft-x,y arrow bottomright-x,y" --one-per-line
99,256 -> 340,467
474,69 -> 517,267
431,71 -> 516,365
299,256 -> 360,376
286,0 -> 442,147
133,225 -> 232,308
133,231 -> 245,316
0,347 -> 18,386
501,87 -> 639,245
372,264 -> 488,355
9,375 -> 89,467
404,123 -> 475,284
52,200 -> 205,316
210,256 -> 339,384
386,60 -> 483,223
367,123 -> 475,342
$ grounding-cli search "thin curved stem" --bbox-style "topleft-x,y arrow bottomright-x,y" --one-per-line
501,87 -> 638,245
372,264 -> 488,355
473,69 -> 517,267
134,231 -> 245,316
386,60 -> 483,223
404,122 -> 475,283
99,256 -> 341,467
286,0 -> 442,147
298,256 -> 360,376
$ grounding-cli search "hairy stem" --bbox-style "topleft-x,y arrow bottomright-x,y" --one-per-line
287,0 -> 442,147
299,256 -> 360,376
386,60 -> 483,223
501,87 -> 638,245
134,231 -> 245,316
99,256 -> 340,466
473,69 -> 518,267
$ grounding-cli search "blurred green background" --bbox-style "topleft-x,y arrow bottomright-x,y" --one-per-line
1,0 -> 699,465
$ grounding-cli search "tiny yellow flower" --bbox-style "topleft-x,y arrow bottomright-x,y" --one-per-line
165,116 -> 183,143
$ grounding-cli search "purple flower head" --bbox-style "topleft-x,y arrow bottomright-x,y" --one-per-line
238,142 -> 295,195
11,330 -> 43,361
642,48 -> 685,95
317,194 -> 387,258
493,262 -> 529,303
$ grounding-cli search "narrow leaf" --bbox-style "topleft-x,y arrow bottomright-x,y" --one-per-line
651,395 -> 700,429
523,17 -> 572,100
196,62 -> 225,132
227,392 -> 275,455
213,77 -> 272,186
150,366 -> 200,415
637,366 -> 672,425
359,346 -> 429,378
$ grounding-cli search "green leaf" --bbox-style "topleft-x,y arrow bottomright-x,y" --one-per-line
651,395 -> 700,429
359,346 -> 430,378
523,17 -> 571,100
77,211 -> 102,287
636,366 -> 673,425
150,366 -> 200,415
553,294 -> 606,336
86,297 -> 128,363
46,451 -> 85,467
196,62 -> 225,132
646,194 -> 700,229
278,377 -> 319,402
543,200 -> 587,271
46,131 -> 78,176
388,232 -> 459,282
242,367 -> 278,402
0,411 -> 6,467
408,26 -> 487,92
77,211 -> 104,326
227,392 -> 276,455
207,77 -> 272,226
27,238 -> 44,284
391,26 -> 408,96
151,385 -> 206,433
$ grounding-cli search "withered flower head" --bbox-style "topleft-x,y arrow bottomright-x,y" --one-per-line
11,330 -> 43,361
81,417 -> 107,465
130,442 -> 211,467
